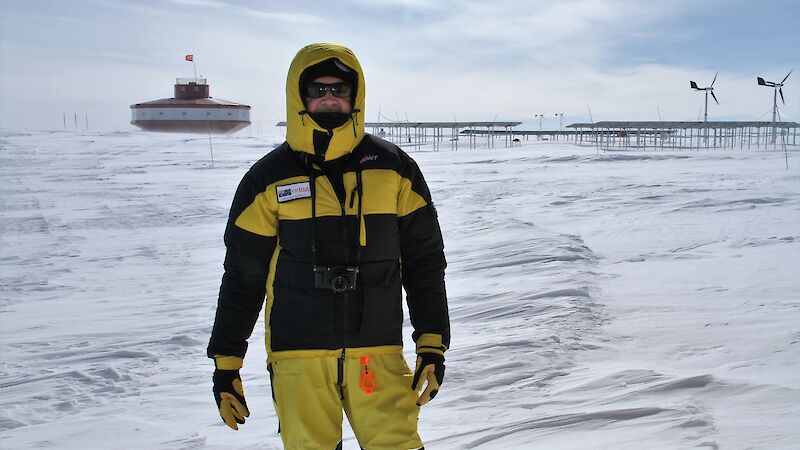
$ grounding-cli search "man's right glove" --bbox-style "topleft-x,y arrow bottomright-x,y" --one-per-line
213,369 -> 250,430
411,353 -> 445,406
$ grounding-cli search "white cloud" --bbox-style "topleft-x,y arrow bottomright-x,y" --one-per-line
168,0 -> 322,24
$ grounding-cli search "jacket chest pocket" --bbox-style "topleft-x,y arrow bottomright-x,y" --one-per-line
352,169 -> 399,216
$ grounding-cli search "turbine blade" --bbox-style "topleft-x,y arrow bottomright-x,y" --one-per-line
711,91 -> 719,105
757,77 -> 767,86
779,88 -> 785,104
782,69 -> 793,84
711,72 -> 718,87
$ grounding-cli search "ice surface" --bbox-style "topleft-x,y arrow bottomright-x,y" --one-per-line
1,130 -> 798,449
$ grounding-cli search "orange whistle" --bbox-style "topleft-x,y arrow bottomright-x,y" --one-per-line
360,356 -> 376,394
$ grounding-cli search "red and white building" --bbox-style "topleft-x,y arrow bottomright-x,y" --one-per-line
130,78 -> 250,134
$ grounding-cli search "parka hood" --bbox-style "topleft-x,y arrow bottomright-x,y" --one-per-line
286,42 -> 366,161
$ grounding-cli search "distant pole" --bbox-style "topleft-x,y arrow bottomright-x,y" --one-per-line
206,119 -> 214,169
85,113 -> 89,130
587,104 -> 593,123
206,121 -> 215,168
74,113 -> 78,129
783,131 -> 789,170
63,113 -> 67,129
453,114 -> 458,151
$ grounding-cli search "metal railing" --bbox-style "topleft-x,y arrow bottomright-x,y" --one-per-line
175,77 -> 207,85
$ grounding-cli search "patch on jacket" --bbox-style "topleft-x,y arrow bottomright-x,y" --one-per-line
360,154 -> 379,164
276,182 -> 311,202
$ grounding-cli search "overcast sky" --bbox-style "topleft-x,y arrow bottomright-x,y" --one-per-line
1,0 -> 798,131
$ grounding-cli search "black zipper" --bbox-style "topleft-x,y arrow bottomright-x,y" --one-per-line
311,150 -> 363,401
318,173 -> 350,400
338,192 -> 348,401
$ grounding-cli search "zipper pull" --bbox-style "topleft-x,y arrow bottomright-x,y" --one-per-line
349,185 -> 358,209
337,350 -> 346,400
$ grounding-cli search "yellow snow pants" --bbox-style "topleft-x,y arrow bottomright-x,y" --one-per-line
269,347 -> 423,450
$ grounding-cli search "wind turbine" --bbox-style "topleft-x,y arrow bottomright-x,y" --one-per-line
690,72 -> 719,122
534,112 -> 545,140
757,70 -> 792,143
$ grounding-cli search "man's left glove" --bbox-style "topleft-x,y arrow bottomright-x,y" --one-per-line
412,353 -> 445,406
213,369 -> 250,430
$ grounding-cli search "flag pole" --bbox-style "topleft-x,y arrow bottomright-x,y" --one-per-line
186,54 -> 197,78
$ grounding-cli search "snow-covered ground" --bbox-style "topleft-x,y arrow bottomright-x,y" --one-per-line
1,129 -> 798,449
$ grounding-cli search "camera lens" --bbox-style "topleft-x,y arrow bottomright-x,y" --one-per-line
332,276 -> 347,293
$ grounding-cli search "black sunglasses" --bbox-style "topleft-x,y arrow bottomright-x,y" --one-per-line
305,82 -> 352,99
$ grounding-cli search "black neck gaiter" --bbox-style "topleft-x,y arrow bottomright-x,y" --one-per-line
310,112 -> 350,131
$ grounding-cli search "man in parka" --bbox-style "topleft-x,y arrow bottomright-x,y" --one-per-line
207,42 -> 450,450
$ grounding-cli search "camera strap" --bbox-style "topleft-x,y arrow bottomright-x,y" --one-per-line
301,151 -> 364,271
302,154 -> 324,268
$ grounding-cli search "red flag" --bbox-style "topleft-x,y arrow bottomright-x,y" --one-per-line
185,54 -> 193,62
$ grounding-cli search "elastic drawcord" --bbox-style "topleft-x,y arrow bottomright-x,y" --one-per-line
350,109 -> 361,138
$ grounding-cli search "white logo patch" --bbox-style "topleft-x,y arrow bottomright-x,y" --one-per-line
276,182 -> 311,203
360,155 -> 379,164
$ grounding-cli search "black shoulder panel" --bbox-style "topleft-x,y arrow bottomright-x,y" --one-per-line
397,147 -> 433,203
247,142 -> 308,189
348,134 -> 403,172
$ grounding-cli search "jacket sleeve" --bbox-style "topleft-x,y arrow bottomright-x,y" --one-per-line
397,155 -> 450,355
207,171 -> 277,365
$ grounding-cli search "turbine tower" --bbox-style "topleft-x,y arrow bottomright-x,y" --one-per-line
690,72 -> 719,122
757,70 -> 792,143
534,112 -> 545,140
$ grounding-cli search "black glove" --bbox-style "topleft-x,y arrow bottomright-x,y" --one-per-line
213,369 -> 250,430
411,353 -> 445,406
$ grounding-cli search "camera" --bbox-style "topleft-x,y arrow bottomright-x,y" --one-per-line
314,265 -> 359,293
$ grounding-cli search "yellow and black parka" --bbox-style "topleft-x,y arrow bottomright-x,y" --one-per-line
208,43 -> 449,367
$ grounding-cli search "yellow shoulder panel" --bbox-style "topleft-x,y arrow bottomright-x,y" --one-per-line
234,190 -> 278,237
235,175 -> 312,235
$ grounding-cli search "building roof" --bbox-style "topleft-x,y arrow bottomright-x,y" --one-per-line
131,97 -> 250,109
365,121 -> 522,128
567,121 -> 800,129
462,129 -> 576,135
276,121 -> 522,128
